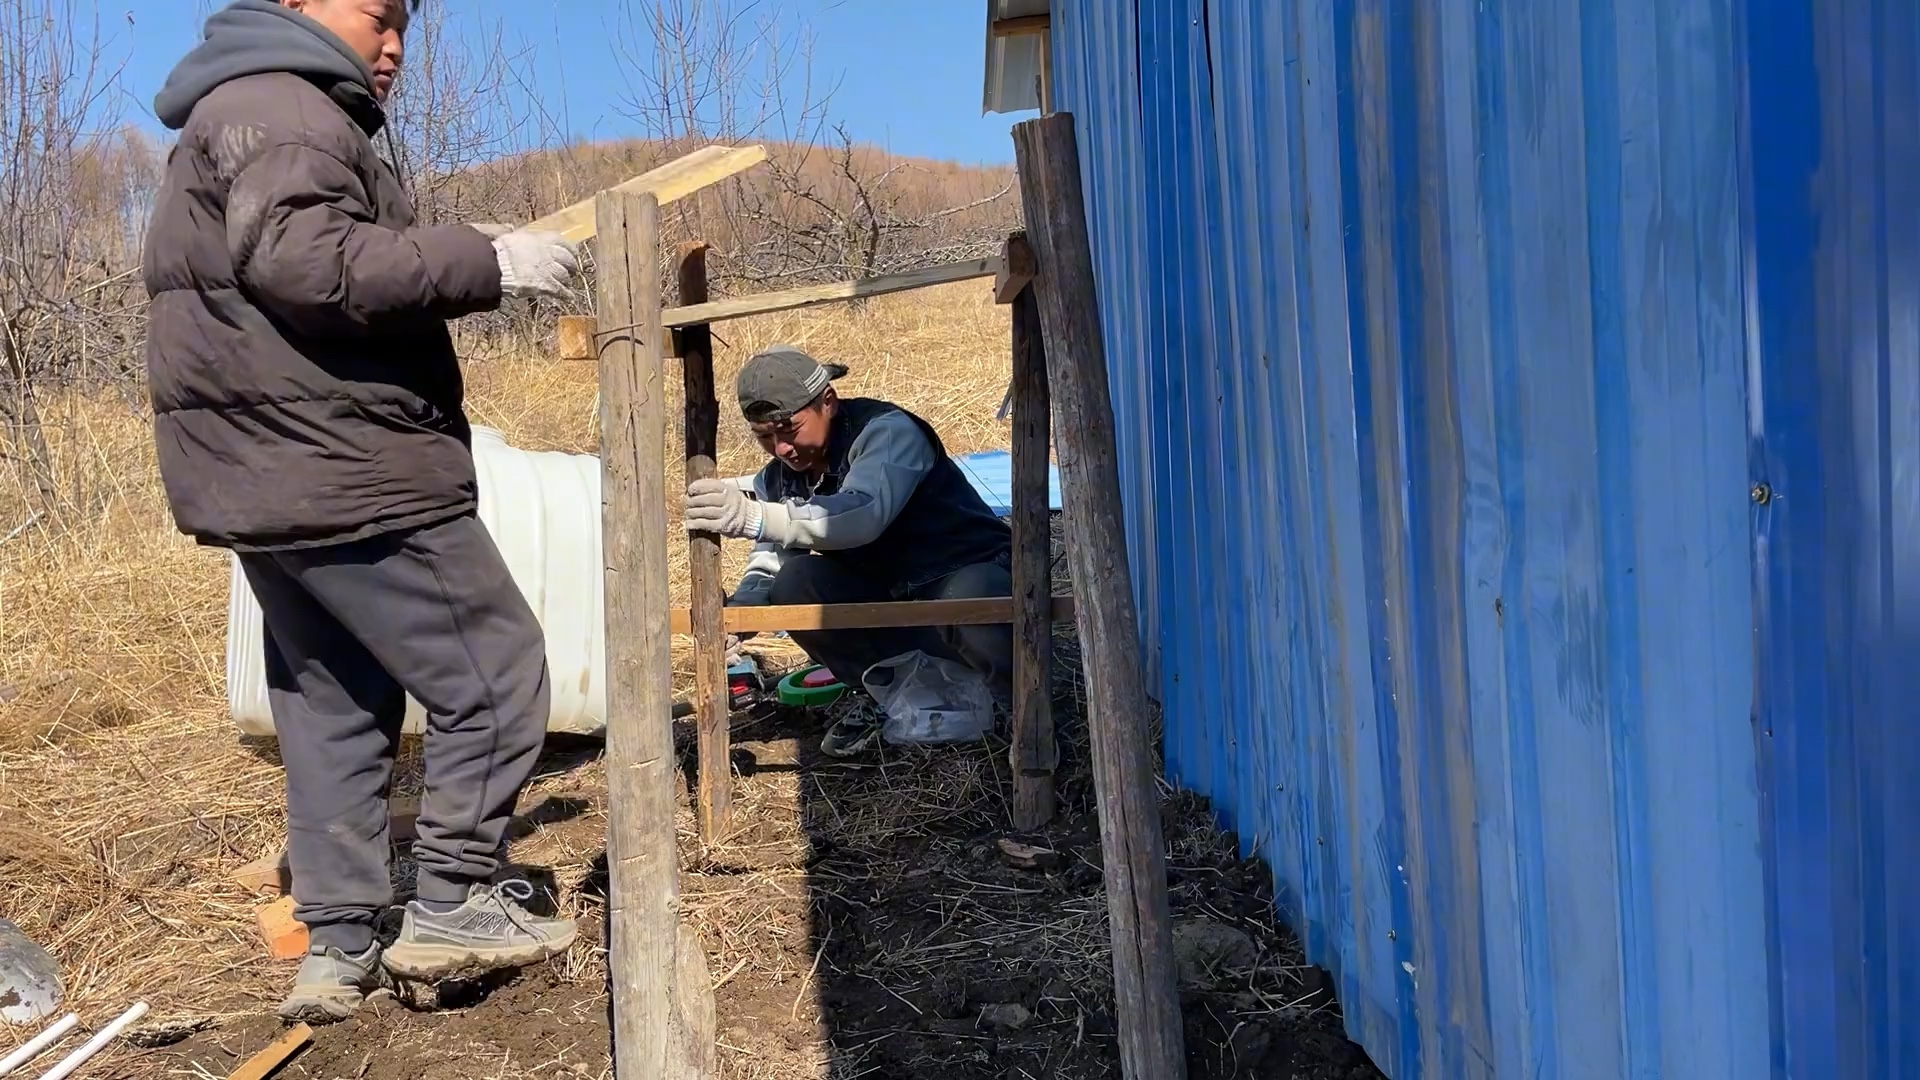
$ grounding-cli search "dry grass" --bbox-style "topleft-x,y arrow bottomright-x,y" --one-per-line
0,282 -> 1013,1070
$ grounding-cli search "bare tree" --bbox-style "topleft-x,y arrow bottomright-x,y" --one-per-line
0,0 -> 147,515
728,124 -> 1016,285
610,0 -> 1016,292
381,4 -> 563,227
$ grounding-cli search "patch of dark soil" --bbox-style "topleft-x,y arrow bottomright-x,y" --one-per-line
147,958 -> 609,1080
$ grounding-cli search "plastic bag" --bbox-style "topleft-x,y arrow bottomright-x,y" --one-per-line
861,650 -> 996,746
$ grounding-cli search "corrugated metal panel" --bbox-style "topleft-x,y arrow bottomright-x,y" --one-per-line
1049,0 -> 1162,683
1743,0 -> 1920,1077
1047,1 -> 1771,1076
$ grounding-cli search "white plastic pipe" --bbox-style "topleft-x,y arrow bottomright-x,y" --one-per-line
0,1013 -> 78,1077
32,1001 -> 145,1080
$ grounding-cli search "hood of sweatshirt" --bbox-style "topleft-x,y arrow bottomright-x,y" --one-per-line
153,0 -> 382,133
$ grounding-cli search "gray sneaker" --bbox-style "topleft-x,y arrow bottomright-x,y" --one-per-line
277,944 -> 394,1024
381,880 -> 577,981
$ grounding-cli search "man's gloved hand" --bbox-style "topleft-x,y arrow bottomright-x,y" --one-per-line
684,477 -> 763,539
491,228 -> 580,301
469,223 -> 514,239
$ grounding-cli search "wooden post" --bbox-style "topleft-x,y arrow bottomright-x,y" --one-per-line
1007,234 -> 1056,831
1012,113 -> 1187,1078
677,241 -> 731,843
597,191 -> 714,1078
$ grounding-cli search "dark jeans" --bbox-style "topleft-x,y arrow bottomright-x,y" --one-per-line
767,554 -> 1014,707
238,512 -> 550,951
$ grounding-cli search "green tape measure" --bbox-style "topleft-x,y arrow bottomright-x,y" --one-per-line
776,664 -> 847,707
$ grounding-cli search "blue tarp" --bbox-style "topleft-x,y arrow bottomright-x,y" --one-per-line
951,449 -> 1062,517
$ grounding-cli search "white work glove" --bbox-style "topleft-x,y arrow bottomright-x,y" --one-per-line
492,228 -> 580,301
683,477 -> 763,539
468,223 -> 514,239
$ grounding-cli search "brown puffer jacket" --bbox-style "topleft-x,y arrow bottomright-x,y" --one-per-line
143,1 -> 504,551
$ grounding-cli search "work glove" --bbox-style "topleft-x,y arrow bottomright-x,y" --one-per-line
684,477 -> 763,539
491,227 -> 580,301
468,223 -> 514,239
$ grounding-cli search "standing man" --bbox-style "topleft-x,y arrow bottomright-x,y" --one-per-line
145,0 -> 578,1023
683,346 -> 1015,757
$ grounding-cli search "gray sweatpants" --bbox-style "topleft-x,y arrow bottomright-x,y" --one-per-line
238,512 -> 550,952
767,553 -> 1015,706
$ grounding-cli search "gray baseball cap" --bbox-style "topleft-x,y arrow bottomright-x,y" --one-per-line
735,345 -> 848,423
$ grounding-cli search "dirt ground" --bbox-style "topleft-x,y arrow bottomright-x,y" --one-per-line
125,637 -> 1381,1080
0,291 -> 1382,1079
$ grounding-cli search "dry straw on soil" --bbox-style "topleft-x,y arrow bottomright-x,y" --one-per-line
0,282 -> 1013,1072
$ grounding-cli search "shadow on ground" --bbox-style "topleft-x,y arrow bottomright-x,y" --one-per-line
141,527 -> 1383,1080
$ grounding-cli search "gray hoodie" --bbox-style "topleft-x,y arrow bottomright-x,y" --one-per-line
153,0 -> 377,132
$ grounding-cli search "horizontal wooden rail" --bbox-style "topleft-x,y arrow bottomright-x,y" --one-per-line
667,595 -> 1075,635
526,144 -> 767,244
991,14 -> 1049,36
661,258 -> 998,327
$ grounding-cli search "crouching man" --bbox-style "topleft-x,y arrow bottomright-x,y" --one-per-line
144,0 -> 580,1022
682,346 -> 1015,756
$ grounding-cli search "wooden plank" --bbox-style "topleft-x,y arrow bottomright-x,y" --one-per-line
991,13 -> 1050,36
669,923 -> 718,1075
229,847 -> 289,896
595,190 -> 714,1079
1013,111 -> 1187,1079
994,231 -> 1036,304
1009,280 -> 1057,830
677,241 -> 731,844
224,1022 -> 311,1080
667,595 -> 1076,635
662,258 -> 997,327
557,314 -> 596,361
527,144 -> 767,245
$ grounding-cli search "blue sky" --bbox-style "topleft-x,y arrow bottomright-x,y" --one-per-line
107,1 -> 1032,164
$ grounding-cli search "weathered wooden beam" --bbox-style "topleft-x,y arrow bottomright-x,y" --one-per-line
677,241 -> 731,844
991,13 -> 1050,36
596,190 -> 715,1078
1014,111 -> 1186,1079
661,258 -> 998,327
1009,277 -> 1057,830
994,232 -> 1037,304
528,144 -> 767,244
666,595 -> 1076,636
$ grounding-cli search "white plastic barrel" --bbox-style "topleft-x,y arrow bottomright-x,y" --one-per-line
225,426 -> 607,738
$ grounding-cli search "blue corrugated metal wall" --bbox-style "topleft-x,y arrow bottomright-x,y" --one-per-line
1047,1 -> 1777,1076
1744,1 -> 1920,1077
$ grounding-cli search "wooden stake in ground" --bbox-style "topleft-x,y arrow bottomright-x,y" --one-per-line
1011,112 -> 1188,1079
595,190 -> 715,1079
677,241 -> 731,843
1005,232 -> 1057,831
